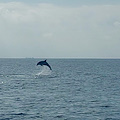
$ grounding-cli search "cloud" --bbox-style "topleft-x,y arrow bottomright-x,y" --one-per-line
0,2 -> 120,58
43,33 -> 53,38
114,21 -> 120,26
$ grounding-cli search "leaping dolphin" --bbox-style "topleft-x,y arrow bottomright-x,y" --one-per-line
37,59 -> 52,70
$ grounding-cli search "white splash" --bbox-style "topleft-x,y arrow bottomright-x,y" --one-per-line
36,65 -> 52,76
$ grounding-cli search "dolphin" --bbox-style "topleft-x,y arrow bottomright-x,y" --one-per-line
37,59 -> 52,70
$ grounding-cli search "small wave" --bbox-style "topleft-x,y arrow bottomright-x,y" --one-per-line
12,113 -> 27,116
0,118 -> 12,120
0,74 -> 25,77
0,113 -> 27,120
54,115 -> 64,118
100,105 -> 111,108
0,73 -> 32,80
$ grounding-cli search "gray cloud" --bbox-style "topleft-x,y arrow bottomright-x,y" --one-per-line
0,2 -> 120,58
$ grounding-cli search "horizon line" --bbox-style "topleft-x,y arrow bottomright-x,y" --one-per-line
0,57 -> 120,59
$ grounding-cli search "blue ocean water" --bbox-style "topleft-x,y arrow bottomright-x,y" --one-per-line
0,58 -> 120,120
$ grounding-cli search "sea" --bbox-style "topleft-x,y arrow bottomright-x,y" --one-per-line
0,58 -> 120,120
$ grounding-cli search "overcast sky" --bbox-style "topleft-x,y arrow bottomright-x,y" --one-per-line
0,0 -> 120,58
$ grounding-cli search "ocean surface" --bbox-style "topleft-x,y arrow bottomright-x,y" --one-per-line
0,58 -> 120,120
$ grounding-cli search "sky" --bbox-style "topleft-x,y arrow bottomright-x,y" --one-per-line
0,0 -> 120,58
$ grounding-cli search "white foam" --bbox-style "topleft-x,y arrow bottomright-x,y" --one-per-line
36,66 -> 52,76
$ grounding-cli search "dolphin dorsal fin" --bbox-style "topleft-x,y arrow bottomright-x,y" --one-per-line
45,59 -> 47,62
